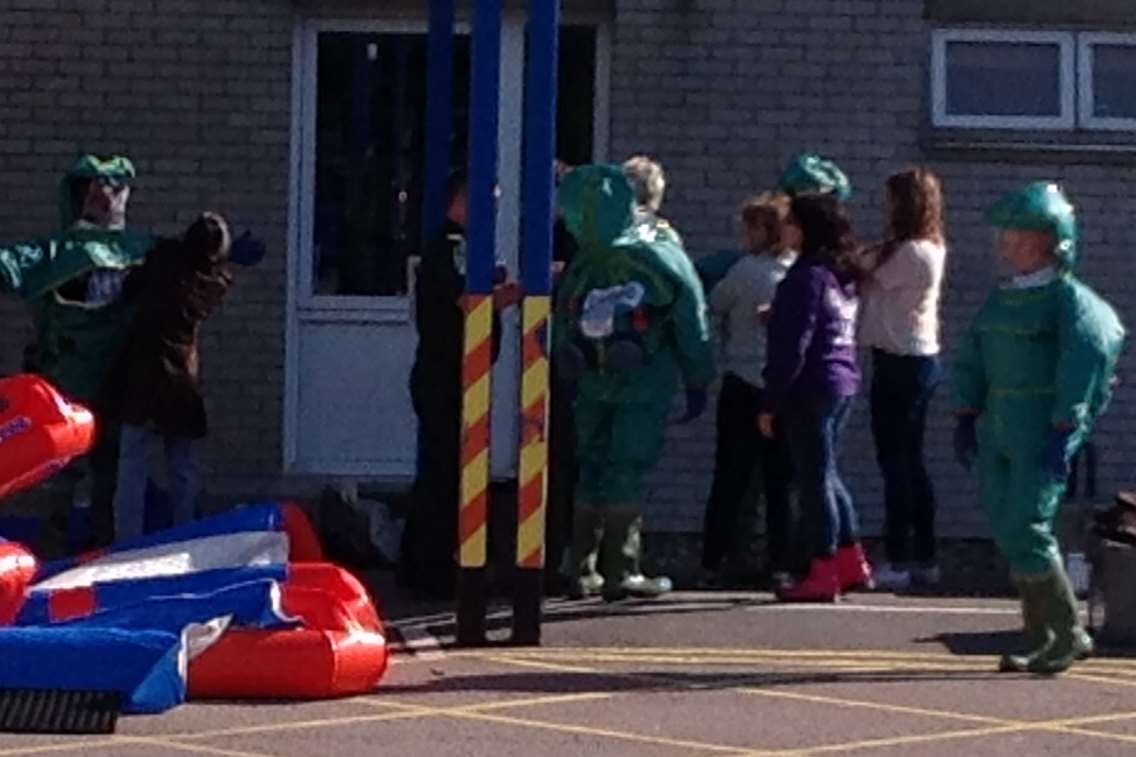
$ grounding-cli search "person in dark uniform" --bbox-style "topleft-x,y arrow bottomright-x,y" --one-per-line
544,194 -> 579,595
399,173 -> 519,599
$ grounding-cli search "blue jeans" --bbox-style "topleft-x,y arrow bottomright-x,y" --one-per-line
870,350 -> 942,565
783,394 -> 858,558
113,425 -> 202,542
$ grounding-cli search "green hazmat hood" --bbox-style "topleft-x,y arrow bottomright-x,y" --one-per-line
986,181 -> 1078,268
557,164 -> 636,256
59,154 -> 136,228
778,152 -> 852,200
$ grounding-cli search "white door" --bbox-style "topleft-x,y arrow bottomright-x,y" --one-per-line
285,15 -> 609,482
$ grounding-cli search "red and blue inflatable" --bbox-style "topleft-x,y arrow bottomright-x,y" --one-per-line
0,374 -> 95,502
0,376 -> 389,714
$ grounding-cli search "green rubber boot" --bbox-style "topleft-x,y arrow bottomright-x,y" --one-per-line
1027,563 -> 1094,676
999,575 -> 1053,673
601,509 -> 672,602
570,506 -> 604,599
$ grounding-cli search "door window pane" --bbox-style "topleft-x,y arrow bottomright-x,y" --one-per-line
1090,44 -> 1136,120
312,32 -> 470,297
945,41 -> 1062,117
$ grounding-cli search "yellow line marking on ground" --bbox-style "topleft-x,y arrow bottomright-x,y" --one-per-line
460,692 -> 614,712
1054,726 -> 1136,745
352,691 -> 614,715
483,654 -> 600,674
492,645 -> 1136,672
168,710 -> 428,741
494,646 -> 980,662
115,736 -> 277,757
369,698 -> 772,755
493,651 -> 992,673
1069,672 -> 1136,688
739,687 -> 1010,726
766,723 -> 1035,756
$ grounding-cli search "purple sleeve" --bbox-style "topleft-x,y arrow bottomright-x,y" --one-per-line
762,266 -> 822,414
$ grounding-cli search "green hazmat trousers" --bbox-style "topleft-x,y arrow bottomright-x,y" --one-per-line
554,165 -> 715,590
955,275 -> 1124,575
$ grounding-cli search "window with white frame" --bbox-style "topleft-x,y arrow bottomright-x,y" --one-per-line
1079,33 -> 1136,130
932,29 -> 1136,131
931,30 -> 1075,129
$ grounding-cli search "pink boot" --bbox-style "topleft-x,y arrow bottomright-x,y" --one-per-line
836,543 -> 874,592
777,557 -> 839,602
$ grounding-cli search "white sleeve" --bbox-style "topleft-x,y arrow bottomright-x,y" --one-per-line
872,240 -> 936,291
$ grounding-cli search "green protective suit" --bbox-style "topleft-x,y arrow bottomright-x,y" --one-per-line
0,155 -> 153,404
955,182 -> 1124,574
956,275 -> 1123,573
778,152 -> 852,199
955,182 -> 1125,674
554,165 -> 715,507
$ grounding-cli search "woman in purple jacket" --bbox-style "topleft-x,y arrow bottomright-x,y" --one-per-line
758,194 -> 871,602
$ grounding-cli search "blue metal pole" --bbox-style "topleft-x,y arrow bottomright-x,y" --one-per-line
465,0 -> 501,296
423,0 -> 455,241
521,0 -> 559,300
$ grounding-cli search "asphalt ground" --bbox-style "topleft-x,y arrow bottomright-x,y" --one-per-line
4,587 -> 1136,756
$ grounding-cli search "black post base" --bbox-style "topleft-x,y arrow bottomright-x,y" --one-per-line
456,567 -> 488,647
511,567 -> 543,646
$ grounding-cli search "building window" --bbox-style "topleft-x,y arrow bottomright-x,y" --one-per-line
309,32 -> 472,298
1079,33 -> 1136,131
931,29 -> 1075,130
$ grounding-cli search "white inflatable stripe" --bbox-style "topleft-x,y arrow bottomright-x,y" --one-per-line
31,531 -> 290,592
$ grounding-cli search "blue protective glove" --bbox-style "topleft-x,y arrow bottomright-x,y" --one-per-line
953,415 -> 978,472
678,388 -> 708,424
228,230 -> 267,267
1043,427 -> 1077,481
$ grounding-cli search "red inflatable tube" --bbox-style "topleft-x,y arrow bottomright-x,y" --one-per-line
281,502 -> 324,562
187,563 -> 389,699
0,375 -> 95,502
188,628 -> 389,700
0,542 -> 37,625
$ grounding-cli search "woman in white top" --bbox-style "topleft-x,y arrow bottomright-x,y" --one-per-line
859,168 -> 947,590
701,193 -> 799,587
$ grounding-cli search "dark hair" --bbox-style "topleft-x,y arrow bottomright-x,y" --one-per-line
184,212 -> 231,262
789,194 -> 865,282
886,167 -> 944,247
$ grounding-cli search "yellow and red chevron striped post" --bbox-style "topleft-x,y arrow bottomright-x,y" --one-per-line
515,296 -> 551,573
512,295 -> 550,644
511,0 -> 559,646
456,294 -> 493,646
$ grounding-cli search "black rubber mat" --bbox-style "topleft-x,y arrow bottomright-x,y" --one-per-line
0,689 -> 120,734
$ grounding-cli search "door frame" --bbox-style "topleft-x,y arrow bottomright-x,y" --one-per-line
284,12 -> 612,478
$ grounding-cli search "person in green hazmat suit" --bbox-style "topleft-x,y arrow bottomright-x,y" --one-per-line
954,181 -> 1125,675
554,164 -> 715,601
0,155 -> 151,551
0,155 -> 265,551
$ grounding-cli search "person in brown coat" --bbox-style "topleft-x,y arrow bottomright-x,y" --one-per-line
105,212 -> 234,542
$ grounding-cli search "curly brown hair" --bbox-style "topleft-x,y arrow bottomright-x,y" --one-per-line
885,167 -> 945,246
740,191 -> 790,250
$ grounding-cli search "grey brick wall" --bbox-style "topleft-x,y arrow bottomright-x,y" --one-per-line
0,0 -> 294,498
2,1 -> 1132,544
610,0 -> 1136,538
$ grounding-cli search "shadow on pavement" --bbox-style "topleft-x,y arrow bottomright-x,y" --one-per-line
378,667 -> 1004,698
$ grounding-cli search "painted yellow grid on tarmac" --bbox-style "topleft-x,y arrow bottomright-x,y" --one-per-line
9,646 -> 1136,756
